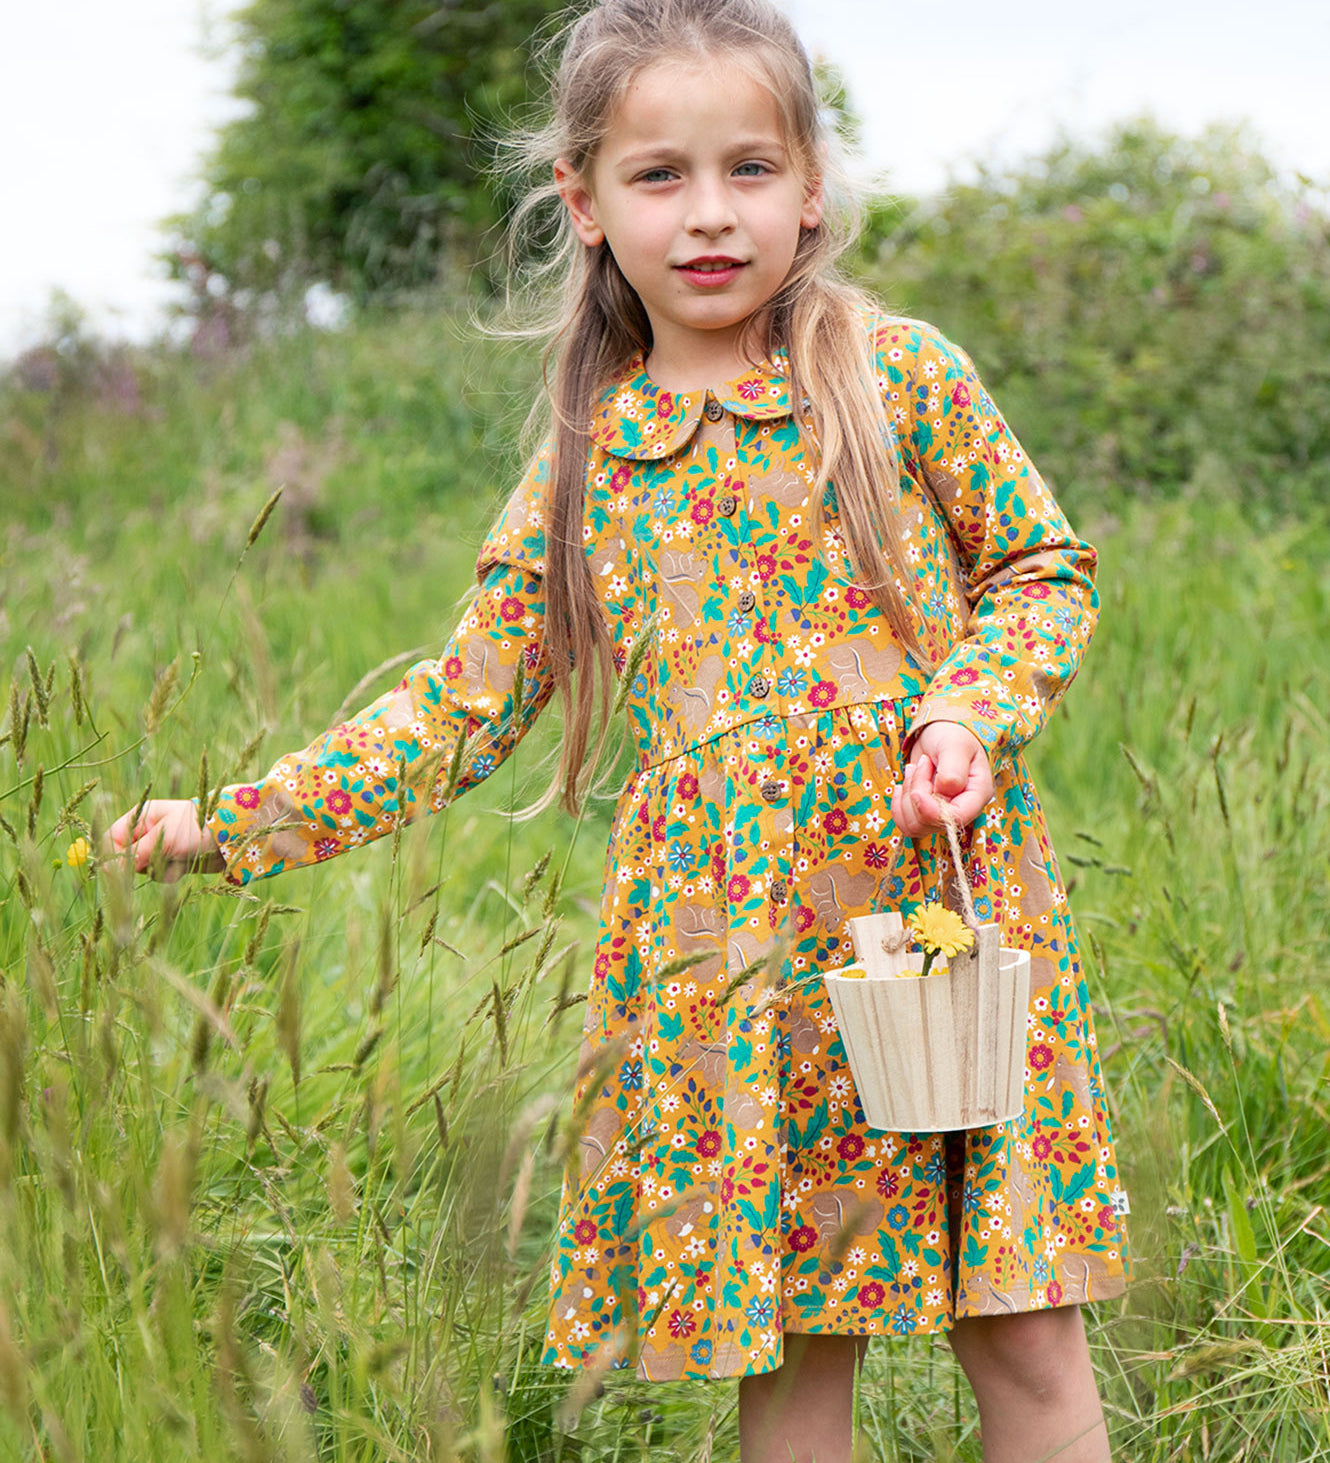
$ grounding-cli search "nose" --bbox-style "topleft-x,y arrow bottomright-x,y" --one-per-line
684,172 -> 737,237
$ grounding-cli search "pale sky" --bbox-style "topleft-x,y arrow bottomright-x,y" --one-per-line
2,0 -> 1326,356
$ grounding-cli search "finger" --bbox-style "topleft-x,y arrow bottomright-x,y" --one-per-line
894,756 -> 931,836
943,756 -> 995,828
891,782 -> 916,837
931,741 -> 973,799
132,825 -> 164,874
107,812 -> 132,850
907,753 -> 946,829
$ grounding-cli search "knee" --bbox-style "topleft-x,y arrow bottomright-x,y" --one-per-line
950,1306 -> 1087,1404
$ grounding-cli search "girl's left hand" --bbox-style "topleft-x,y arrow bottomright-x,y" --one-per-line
892,722 -> 994,836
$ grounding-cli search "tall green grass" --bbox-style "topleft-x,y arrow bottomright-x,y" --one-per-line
2,311 -> 1329,1459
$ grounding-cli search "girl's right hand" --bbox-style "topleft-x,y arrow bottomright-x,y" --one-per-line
106,799 -> 226,882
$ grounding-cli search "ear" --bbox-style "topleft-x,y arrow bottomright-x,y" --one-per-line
800,176 -> 824,232
554,159 -> 605,247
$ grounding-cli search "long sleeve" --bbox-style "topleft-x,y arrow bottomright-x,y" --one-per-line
884,323 -> 1099,767
208,449 -> 555,886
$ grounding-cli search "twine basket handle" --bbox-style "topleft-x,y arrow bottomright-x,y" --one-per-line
937,801 -> 980,936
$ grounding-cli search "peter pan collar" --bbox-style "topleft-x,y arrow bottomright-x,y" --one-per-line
589,349 -> 794,461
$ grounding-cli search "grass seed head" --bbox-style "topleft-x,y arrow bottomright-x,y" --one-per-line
25,647 -> 50,726
327,1142 -> 356,1225
143,657 -> 181,734
245,487 -> 283,548
8,684 -> 30,765
66,650 -> 86,727
0,1301 -> 28,1423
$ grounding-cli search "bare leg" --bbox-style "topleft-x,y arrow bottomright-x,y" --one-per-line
947,1305 -> 1110,1462
739,1333 -> 870,1463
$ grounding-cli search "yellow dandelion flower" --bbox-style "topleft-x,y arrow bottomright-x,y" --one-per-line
907,903 -> 974,959
836,964 -> 868,980
65,836 -> 91,869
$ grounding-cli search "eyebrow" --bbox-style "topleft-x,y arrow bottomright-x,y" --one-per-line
613,137 -> 789,170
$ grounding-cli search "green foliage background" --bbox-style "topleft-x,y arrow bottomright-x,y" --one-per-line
859,119 -> 1330,516
174,0 -> 567,299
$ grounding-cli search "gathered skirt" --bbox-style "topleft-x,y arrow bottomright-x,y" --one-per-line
542,697 -> 1127,1382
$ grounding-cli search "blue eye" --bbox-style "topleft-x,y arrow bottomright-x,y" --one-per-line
734,161 -> 770,177
639,167 -> 675,183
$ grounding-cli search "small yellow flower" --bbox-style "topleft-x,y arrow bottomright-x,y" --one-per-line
836,964 -> 868,980
65,837 -> 91,869
907,903 -> 974,959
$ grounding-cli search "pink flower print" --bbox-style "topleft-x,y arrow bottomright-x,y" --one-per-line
949,667 -> 980,686
846,587 -> 870,610
876,1169 -> 900,1199
972,699 -> 996,719
314,838 -> 339,860
667,1309 -> 696,1338
677,772 -> 699,799
235,785 -> 261,810
856,1281 -> 885,1309
726,873 -> 751,902
794,905 -> 815,933
738,378 -> 763,401
1046,1280 -> 1063,1306
574,1219 -> 598,1243
951,382 -> 971,408
808,679 -> 838,708
837,1134 -> 864,1161
1098,1207 -> 1117,1231
1031,1133 -> 1053,1161
326,789 -> 353,816
788,1226 -> 818,1253
1029,1044 -> 1054,1071
697,1130 -> 722,1158
443,656 -> 463,678
756,554 -> 777,581
824,808 -> 849,836
864,842 -> 890,870
611,464 -> 632,493
499,596 -> 525,622
594,952 -> 611,981
656,391 -> 674,417
1024,582 -> 1051,599
690,498 -> 714,527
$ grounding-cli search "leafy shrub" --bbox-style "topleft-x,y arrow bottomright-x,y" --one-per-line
859,120 -> 1330,515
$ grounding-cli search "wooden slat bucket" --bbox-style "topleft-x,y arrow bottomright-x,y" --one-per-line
823,911 -> 1031,1132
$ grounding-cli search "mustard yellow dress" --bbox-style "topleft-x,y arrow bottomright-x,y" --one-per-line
208,318 -> 1128,1382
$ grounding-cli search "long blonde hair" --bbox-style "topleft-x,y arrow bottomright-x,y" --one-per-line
502,0 -> 929,813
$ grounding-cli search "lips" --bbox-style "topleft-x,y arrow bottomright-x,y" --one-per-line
676,257 -> 746,286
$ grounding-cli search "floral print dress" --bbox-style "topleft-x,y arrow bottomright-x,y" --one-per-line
208,317 -> 1128,1383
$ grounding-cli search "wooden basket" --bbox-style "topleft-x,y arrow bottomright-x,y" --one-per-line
823,911 -> 1031,1132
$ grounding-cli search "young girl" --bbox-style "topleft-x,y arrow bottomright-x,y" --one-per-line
111,1 -> 1127,1457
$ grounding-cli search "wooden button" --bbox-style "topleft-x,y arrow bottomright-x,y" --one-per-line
749,675 -> 771,699
717,494 -> 737,517
760,779 -> 782,803
770,878 -> 788,902
737,590 -> 756,613
704,399 -> 723,422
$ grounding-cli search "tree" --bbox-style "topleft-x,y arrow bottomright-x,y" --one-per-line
174,0 -> 567,302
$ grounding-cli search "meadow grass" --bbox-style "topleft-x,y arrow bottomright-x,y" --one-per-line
2,311 -> 1329,1459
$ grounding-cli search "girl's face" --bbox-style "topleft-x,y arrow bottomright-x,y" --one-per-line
556,57 -> 822,392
